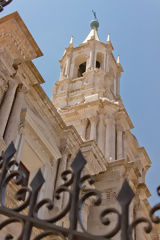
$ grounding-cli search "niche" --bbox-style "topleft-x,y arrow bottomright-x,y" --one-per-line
78,62 -> 86,77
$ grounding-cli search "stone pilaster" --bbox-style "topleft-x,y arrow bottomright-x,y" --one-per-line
97,114 -> 105,154
104,115 -> 115,161
116,72 -> 121,98
4,84 -> 27,145
0,80 -> 18,138
81,119 -> 88,140
103,51 -> 107,71
105,53 -> 110,72
65,55 -> 71,78
117,123 -> 123,160
89,116 -> 98,140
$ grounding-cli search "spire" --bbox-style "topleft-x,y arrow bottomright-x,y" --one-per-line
117,55 -> 120,64
83,10 -> 100,43
69,36 -> 73,46
107,33 -> 110,42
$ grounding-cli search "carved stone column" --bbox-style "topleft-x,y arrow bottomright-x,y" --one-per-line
90,116 -> 98,140
4,84 -> 27,145
0,80 -> 18,138
104,116 -> 115,161
97,114 -> 105,154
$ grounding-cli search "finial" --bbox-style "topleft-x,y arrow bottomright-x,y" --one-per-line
117,55 -> 120,64
69,36 -> 73,45
92,10 -> 98,20
107,33 -> 110,42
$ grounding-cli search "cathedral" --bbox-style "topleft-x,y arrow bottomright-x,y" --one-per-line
0,11 -> 159,239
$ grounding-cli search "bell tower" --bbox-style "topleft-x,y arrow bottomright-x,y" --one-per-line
52,14 -> 128,161
52,13 -> 153,238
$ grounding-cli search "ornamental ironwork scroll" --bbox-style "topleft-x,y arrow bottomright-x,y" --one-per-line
0,142 -> 159,240
0,0 -> 13,12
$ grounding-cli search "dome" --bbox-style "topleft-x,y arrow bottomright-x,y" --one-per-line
90,19 -> 99,29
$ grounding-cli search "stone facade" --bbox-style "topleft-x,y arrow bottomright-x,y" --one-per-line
0,11 -> 159,239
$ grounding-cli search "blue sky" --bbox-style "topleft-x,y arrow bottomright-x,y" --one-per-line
1,0 -> 160,205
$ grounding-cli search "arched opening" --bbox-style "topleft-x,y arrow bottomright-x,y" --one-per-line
85,119 -> 91,140
96,61 -> 101,69
78,62 -> 86,77
96,52 -> 104,70
72,54 -> 88,78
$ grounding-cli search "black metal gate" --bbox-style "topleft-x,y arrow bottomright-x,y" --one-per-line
0,142 -> 159,240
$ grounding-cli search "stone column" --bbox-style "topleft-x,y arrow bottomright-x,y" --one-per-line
117,126 -> 123,160
90,116 -> 98,140
4,84 -> 26,145
104,116 -> 115,161
89,44 -> 95,69
97,114 -> 105,154
0,80 -> 18,138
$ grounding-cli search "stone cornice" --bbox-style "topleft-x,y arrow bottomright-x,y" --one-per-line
0,12 -> 43,60
115,108 -> 134,130
59,98 -> 120,117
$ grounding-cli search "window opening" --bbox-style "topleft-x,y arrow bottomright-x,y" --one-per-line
78,62 -> 86,77
96,61 -> 101,69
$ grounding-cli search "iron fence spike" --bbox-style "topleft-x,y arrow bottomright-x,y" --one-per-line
71,150 -> 86,173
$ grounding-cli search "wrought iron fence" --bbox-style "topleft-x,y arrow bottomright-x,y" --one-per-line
0,0 -> 13,12
0,142 -> 159,240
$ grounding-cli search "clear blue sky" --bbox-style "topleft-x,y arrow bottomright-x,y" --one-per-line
1,0 -> 160,205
